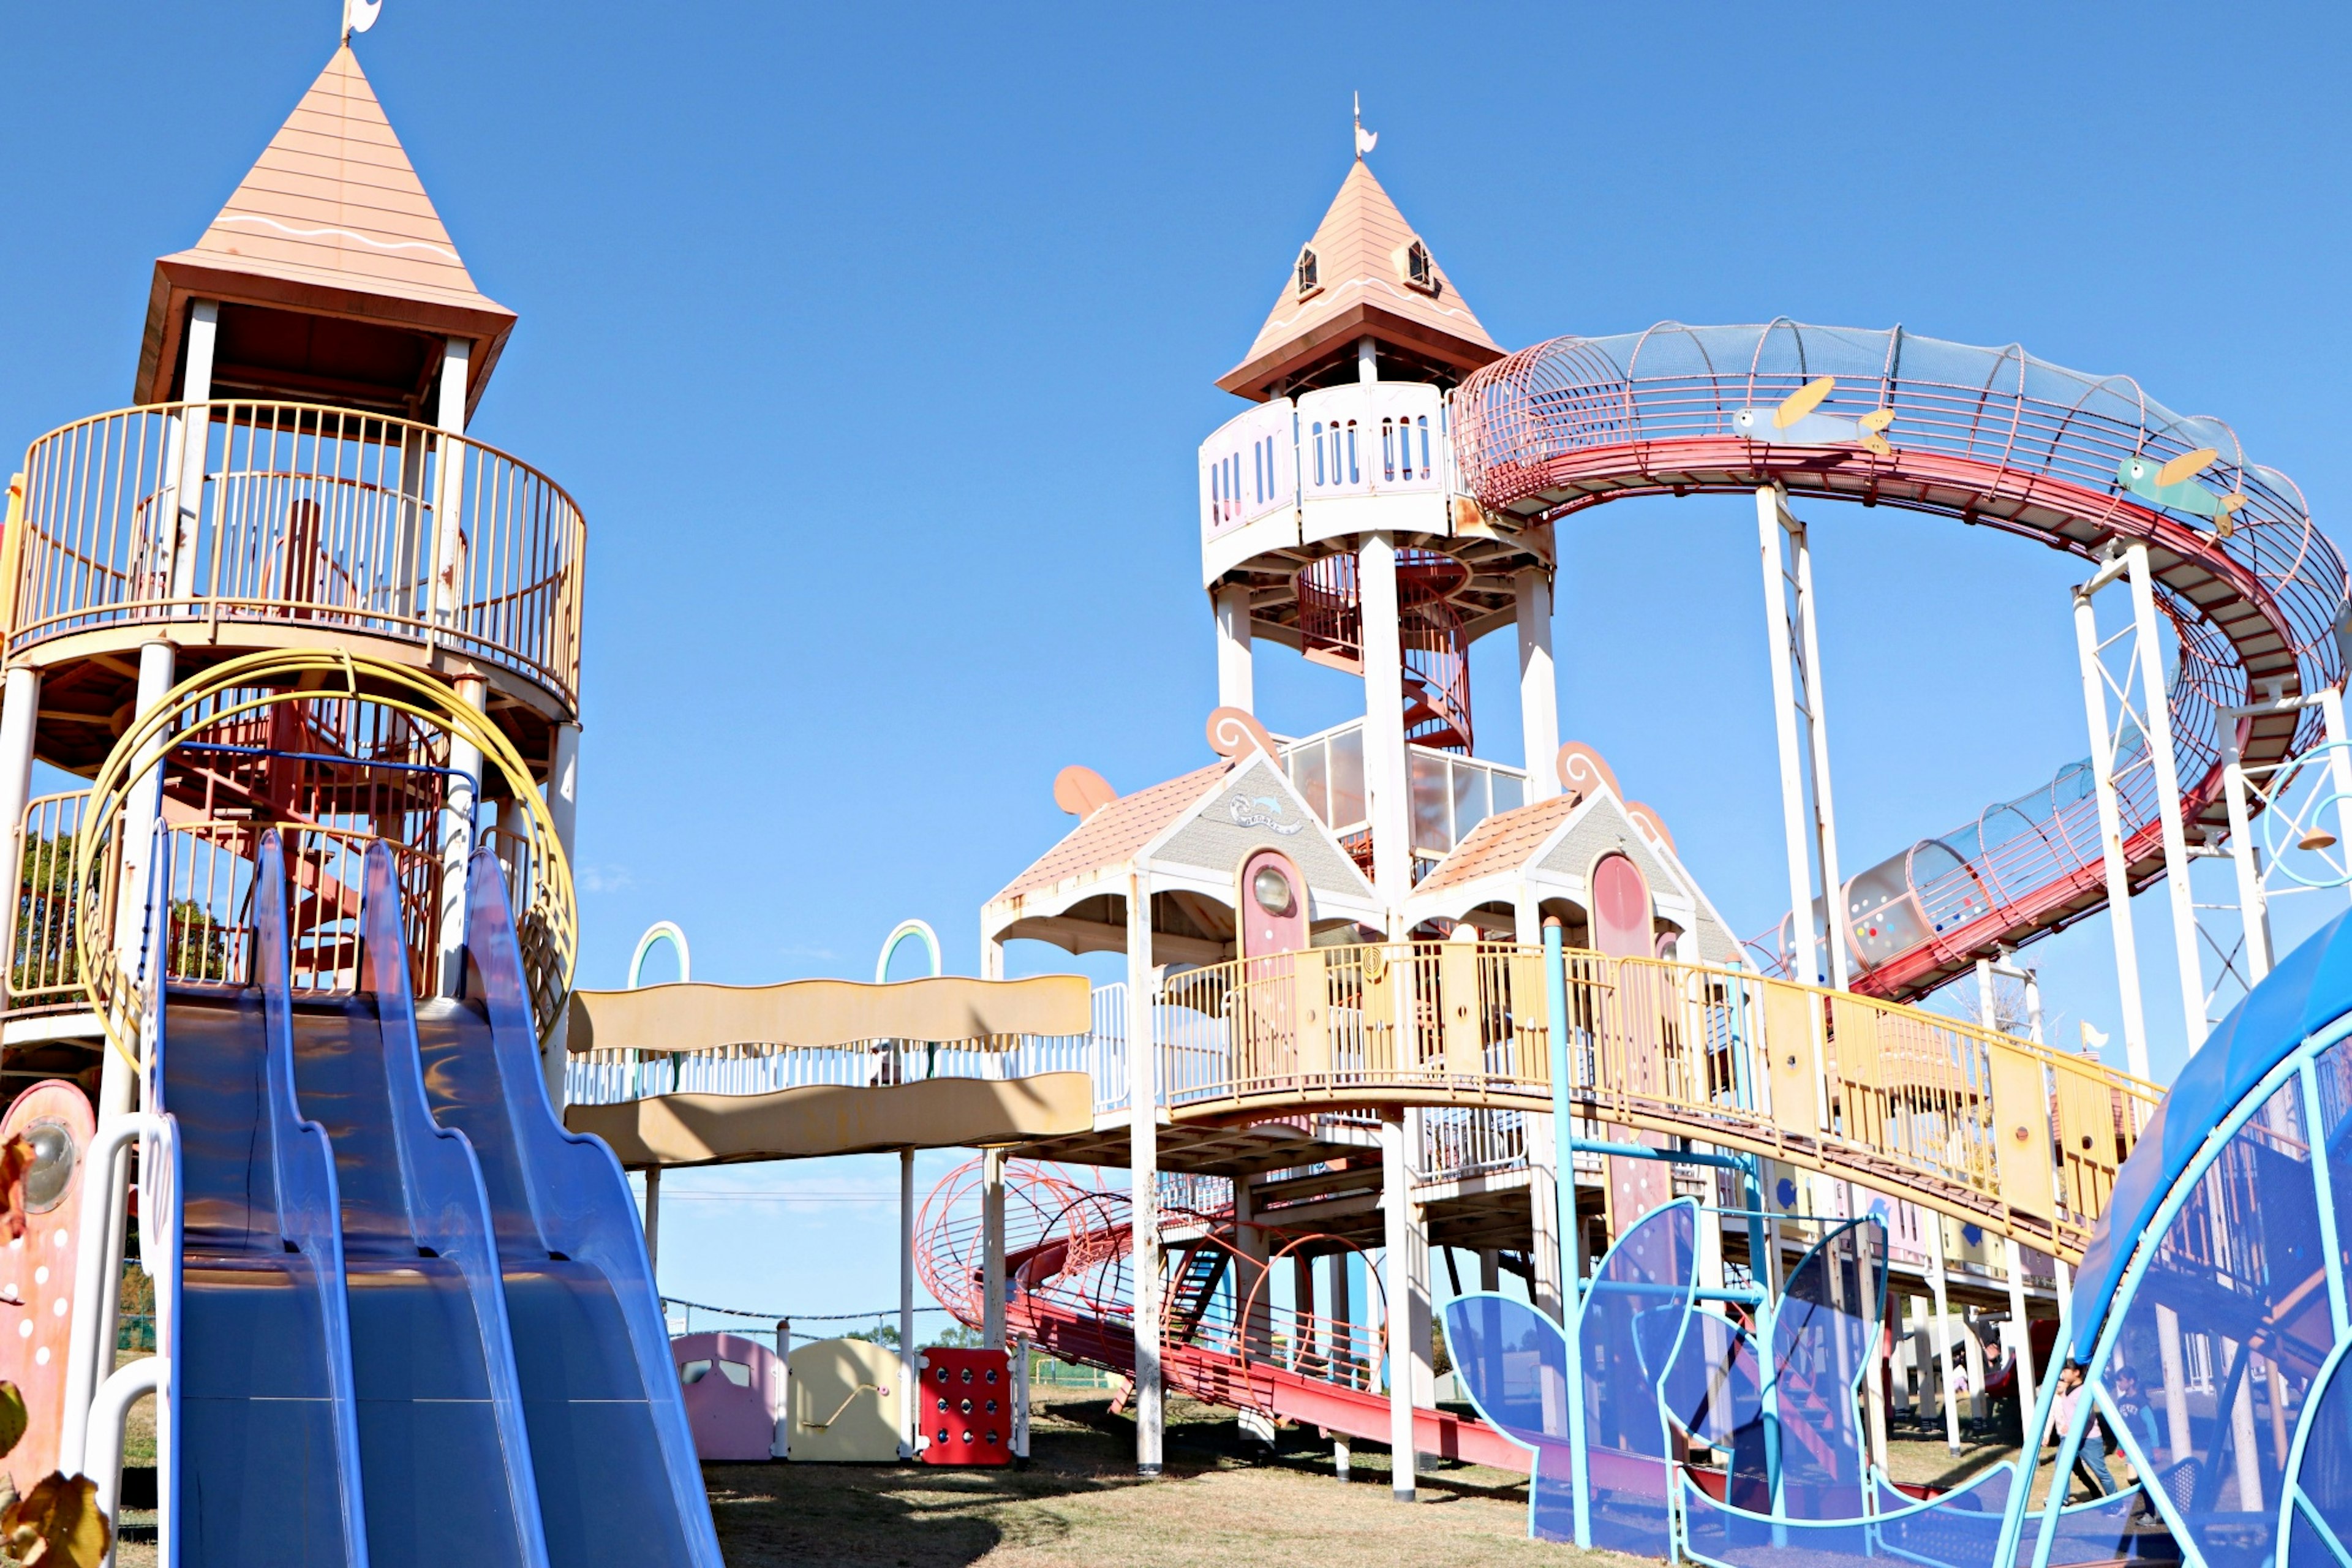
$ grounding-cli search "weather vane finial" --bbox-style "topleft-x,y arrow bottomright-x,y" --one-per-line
1354,92 -> 1376,160
342,0 -> 382,45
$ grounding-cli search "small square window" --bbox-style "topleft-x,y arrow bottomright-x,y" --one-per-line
1400,239 -> 1440,296
1295,246 -> 1322,300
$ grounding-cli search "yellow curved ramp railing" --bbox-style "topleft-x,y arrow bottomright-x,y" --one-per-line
1153,941 -> 2158,1262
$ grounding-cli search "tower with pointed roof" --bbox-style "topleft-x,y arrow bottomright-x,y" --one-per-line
0,42 -> 584,1079
1197,137 -> 1558,913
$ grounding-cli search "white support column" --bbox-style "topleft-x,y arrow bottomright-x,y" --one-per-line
1232,1178 -> 1272,1360
900,1147 -> 918,1458
1360,535 -> 1410,910
2072,557 -> 2157,1082
1757,489 -> 1824,987
431,337 -> 472,630
2124,543 -> 2207,1053
1380,1114 -> 1416,1501
0,665 -> 39,1013
979,933 -> 1005,981
1515,891 -> 1565,1319
2005,1239 -> 2038,1429
1402,1112 -> 1434,1414
1515,567 -> 1561,801
2320,688 -> 2352,884
643,1167 -> 661,1268
168,302 -> 218,602
439,674 -> 488,997
2222,722 -> 2273,984
1125,873 -> 1163,1476
982,1149 -> 1008,1349
1478,1250 -> 1501,1292
1789,518 -> 1851,988
1214,584 -> 1255,712
1928,1213 -> 1961,1453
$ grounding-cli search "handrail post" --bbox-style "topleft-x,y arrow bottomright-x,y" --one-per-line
1542,918 -> 1591,1548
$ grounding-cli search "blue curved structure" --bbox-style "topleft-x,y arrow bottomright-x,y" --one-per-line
1450,909 -> 2352,1567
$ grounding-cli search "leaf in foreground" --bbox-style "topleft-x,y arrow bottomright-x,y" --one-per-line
2,1472 -> 108,1567
0,1383 -> 24,1460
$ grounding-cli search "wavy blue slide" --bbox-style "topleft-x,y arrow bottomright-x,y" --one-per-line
157,834 -> 719,1567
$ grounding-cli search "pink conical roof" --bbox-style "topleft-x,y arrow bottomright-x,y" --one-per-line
137,47 -> 516,412
1217,159 -> 1501,399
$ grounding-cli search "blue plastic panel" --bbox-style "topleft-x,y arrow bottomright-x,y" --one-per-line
1665,1308 -> 1769,1509
168,832 -> 369,1568
2089,1078 -> 2326,1568
415,848 -> 722,1568
1772,1216 -> 1885,1520
1578,1199 -> 1698,1556
1683,1463 -> 2013,1568
1442,1291 -> 1576,1542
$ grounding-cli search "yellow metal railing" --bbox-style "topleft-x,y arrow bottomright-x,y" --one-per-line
1152,940 -> 2160,1254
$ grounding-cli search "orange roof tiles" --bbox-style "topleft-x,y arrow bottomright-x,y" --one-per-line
1413,793 -> 1584,897
137,46 -> 516,409
1218,159 -> 1502,399
991,762 -> 1234,907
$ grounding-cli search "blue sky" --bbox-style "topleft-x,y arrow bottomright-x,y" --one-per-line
2,2 -> 2346,1324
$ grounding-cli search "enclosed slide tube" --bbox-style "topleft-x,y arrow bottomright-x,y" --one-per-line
150,833 -> 720,1568
1452,321 -> 2352,1005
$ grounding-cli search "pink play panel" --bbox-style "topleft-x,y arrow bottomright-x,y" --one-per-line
672,1330 -> 784,1461
0,1082 -> 94,1493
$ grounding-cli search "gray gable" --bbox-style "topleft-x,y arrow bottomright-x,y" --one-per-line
1152,756 -> 1370,907
1538,795 -> 1678,903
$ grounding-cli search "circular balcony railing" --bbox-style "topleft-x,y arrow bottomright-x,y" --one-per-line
10,401 -> 584,710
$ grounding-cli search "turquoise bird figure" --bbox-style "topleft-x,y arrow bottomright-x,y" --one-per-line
2117,448 -> 2246,537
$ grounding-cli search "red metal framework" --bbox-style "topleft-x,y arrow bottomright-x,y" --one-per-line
1291,549 -> 1474,754
915,1157 -> 1525,1470
1451,322 -> 2350,1003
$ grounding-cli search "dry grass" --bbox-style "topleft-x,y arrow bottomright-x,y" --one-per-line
704,1390 -> 1637,1568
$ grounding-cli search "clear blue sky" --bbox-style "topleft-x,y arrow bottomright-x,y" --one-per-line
2,2 -> 2346,1325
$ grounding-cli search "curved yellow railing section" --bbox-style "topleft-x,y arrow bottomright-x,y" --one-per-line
1154,941 -> 2160,1261
74,649 -> 577,1060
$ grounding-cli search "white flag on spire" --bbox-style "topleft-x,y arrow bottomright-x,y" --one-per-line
344,0 -> 382,37
1353,93 -> 1376,157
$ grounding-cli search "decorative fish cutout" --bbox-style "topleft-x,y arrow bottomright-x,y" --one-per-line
1732,377 -> 1897,456
2117,448 -> 2245,537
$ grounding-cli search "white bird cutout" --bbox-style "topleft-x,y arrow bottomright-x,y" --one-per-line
345,0 -> 382,37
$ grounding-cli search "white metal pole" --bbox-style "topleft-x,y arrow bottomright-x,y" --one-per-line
982,1149 -> 1007,1349
643,1166 -> 661,1270
1790,517 -> 1852,989
1360,535 -> 1411,907
168,302 -> 218,603
541,720 -> 582,1105
1214,584 -> 1255,712
0,665 -> 40,1014
1757,489 -> 1823,986
1927,1215 -> 1960,1454
2321,686 -> 2352,903
439,674 -> 488,995
900,1148 -> 918,1458
2004,1239 -> 2038,1431
1126,873 -> 1163,1476
2124,543 -> 2208,1051
2221,725 -> 2273,983
2071,576 -> 2155,1082
1381,1114 -> 1417,1502
1515,567 -> 1561,802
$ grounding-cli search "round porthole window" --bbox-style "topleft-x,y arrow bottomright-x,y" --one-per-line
21,1123 -> 72,1215
1252,865 -> 1295,918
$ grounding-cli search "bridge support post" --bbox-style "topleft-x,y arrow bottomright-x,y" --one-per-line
982,1150 -> 1007,1349
1755,487 -> 1851,989
1927,1216 -> 1961,1455
900,1147 -> 918,1459
1380,1114 -> 1415,1501
1542,918 -> 1593,1547
1126,873 -> 1164,1477
0,662 -> 39,1016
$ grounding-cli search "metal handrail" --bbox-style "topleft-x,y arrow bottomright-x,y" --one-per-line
13,399 -> 586,706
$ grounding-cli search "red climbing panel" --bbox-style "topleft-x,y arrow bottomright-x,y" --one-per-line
917,1348 -> 1012,1465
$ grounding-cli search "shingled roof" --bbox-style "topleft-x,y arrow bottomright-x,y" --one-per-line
992,763 -> 1234,907
1216,157 -> 1502,399
1411,793 -> 1584,897
136,46 -> 518,416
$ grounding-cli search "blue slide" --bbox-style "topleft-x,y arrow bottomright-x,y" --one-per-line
156,834 -> 719,1567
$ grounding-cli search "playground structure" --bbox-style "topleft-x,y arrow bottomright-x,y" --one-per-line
0,42 -> 727,1568
4,28 -> 2352,1568
557,130 -> 2352,1568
